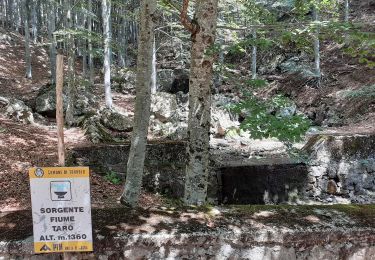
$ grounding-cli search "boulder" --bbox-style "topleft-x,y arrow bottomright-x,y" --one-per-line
100,108 -> 133,132
211,94 -> 239,137
35,85 -> 65,116
151,92 -> 178,123
277,103 -> 297,117
35,84 -> 97,117
279,57 -> 317,80
112,68 -> 136,94
256,0 -> 295,20
0,96 -> 34,124
157,69 -> 174,92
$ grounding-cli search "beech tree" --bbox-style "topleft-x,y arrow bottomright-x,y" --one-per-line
120,0 -> 156,207
65,0 -> 75,126
22,0 -> 32,79
87,0 -> 94,83
102,0 -> 113,109
180,0 -> 219,205
251,29 -> 257,79
312,4 -> 321,87
47,0 -> 56,83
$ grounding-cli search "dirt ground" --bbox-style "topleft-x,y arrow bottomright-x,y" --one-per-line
0,27 -> 159,211
0,115 -> 164,211
1,3 -> 375,212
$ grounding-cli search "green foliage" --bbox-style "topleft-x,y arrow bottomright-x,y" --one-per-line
104,171 -> 122,185
231,79 -> 311,144
245,79 -> 268,89
345,85 -> 375,99
344,30 -> 375,69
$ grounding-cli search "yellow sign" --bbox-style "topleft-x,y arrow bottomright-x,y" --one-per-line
29,167 -> 93,253
29,167 -> 89,178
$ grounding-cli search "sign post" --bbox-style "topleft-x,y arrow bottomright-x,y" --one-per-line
28,52 -> 93,257
29,167 -> 93,253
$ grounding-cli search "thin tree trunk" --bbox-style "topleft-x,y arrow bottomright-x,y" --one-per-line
151,36 -> 157,94
88,0 -> 94,83
1,0 -> 5,27
312,6 -> 321,87
65,0 -> 75,126
6,0 -> 13,28
214,14 -> 224,90
182,0 -> 219,205
120,0 -> 156,207
22,0 -> 32,78
31,0 -> 37,43
344,0 -> 349,23
344,0 -> 349,43
119,15 -> 127,67
81,11 -> 87,76
36,0 -> 41,40
15,0 -> 19,32
48,0 -> 56,83
251,29 -> 257,80
102,0 -> 112,108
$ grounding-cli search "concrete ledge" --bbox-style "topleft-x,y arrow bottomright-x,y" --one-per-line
1,205 -> 375,259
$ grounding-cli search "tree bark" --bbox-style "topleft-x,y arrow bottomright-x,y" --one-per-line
312,6 -> 321,87
344,0 -> 349,23
31,0 -> 37,43
102,0 -> 112,109
88,0 -> 94,83
344,0 -> 349,43
183,0 -> 219,205
48,0 -> 56,84
251,29 -> 257,80
22,0 -> 32,79
119,13 -> 128,67
120,0 -> 156,207
151,36 -> 157,94
65,0 -> 75,126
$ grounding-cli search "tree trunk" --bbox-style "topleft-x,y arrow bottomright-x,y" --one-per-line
312,6 -> 321,87
119,15 -> 127,67
22,0 -> 32,79
65,0 -> 75,126
31,0 -> 37,43
120,0 -> 156,207
344,0 -> 349,43
183,0 -> 219,205
88,0 -> 94,83
15,0 -> 20,32
48,0 -> 56,84
251,29 -> 257,80
344,0 -> 349,23
36,0 -> 42,40
102,0 -> 112,109
6,0 -> 13,28
81,11 -> 87,76
151,36 -> 157,94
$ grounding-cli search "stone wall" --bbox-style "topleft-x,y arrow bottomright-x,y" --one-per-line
1,206 -> 375,259
304,134 -> 375,204
68,141 -> 188,198
68,133 -> 375,205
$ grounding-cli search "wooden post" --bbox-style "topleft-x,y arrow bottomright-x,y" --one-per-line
56,51 -> 65,167
56,51 -> 72,260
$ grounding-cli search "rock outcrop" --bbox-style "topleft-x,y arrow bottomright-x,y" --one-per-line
0,96 -> 34,124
